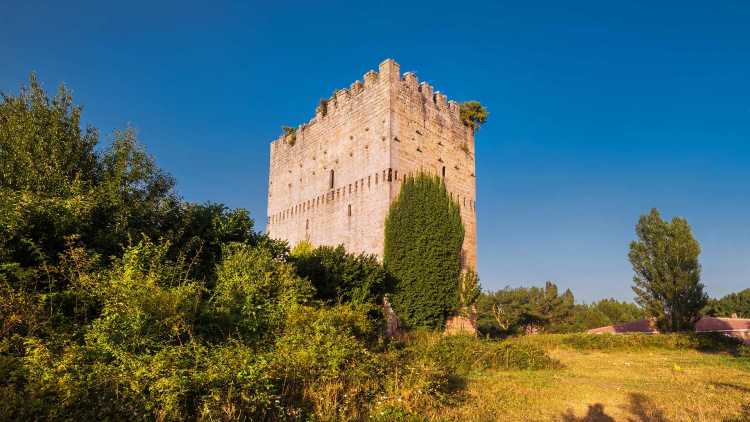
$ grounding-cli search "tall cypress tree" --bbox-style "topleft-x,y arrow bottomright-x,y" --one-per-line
384,173 -> 464,328
629,208 -> 707,331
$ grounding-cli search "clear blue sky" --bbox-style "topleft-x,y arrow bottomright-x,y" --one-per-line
2,1 -> 749,302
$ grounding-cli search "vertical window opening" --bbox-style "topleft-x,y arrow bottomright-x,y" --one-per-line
329,169 -> 335,189
348,204 -> 352,217
442,166 -> 446,179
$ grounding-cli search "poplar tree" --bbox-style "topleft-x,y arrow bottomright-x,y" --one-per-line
384,173 -> 464,328
628,208 -> 707,331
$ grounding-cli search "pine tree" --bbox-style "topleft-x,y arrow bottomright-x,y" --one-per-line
384,173 -> 464,328
629,208 -> 707,331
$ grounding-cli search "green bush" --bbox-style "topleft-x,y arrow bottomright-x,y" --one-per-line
384,173 -> 464,329
291,242 -> 393,305
209,242 -> 313,345
428,335 -> 560,374
272,303 -> 382,420
509,332 -> 748,356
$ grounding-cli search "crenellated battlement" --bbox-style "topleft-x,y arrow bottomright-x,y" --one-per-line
271,59 -> 467,152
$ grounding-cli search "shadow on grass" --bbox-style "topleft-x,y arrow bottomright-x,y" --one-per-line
722,404 -> 750,422
446,375 -> 468,400
711,381 -> 750,393
559,393 -> 668,422
559,403 -> 615,422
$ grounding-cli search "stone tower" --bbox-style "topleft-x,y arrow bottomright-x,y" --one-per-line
267,59 -> 477,269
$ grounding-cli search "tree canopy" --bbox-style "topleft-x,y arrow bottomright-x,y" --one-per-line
459,101 -> 488,133
704,288 -> 750,318
629,208 -> 707,331
477,281 -> 575,336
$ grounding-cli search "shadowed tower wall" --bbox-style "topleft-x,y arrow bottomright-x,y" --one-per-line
267,59 -> 477,269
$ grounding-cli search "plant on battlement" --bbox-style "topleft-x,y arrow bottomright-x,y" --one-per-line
384,173 -> 464,328
316,98 -> 329,117
459,101 -> 488,133
281,125 -> 297,146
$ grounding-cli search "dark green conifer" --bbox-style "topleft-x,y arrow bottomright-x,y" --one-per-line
384,172 -> 464,328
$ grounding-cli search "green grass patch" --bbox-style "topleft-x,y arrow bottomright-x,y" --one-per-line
428,335 -> 561,374
507,332 -> 749,355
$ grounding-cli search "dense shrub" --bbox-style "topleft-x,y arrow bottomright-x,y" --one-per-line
272,304 -> 382,420
384,173 -> 464,328
427,334 -> 560,374
209,242 -> 313,344
509,332 -> 749,356
291,241 -> 392,305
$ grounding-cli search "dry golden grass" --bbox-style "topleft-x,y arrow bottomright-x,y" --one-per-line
427,348 -> 750,421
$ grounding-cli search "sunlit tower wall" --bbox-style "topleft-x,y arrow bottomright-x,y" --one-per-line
267,59 -> 477,268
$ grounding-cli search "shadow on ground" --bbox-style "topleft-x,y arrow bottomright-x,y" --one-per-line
559,393 -> 668,422
711,381 -> 750,393
722,404 -> 750,422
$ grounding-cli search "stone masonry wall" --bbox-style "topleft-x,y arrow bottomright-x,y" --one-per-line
267,59 -> 477,269
386,60 -> 477,268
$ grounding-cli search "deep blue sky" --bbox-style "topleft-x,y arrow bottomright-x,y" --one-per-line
2,1 -> 749,302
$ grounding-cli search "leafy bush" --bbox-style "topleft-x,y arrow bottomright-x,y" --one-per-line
209,242 -> 313,344
272,303 -> 382,420
291,242 -> 392,305
459,101 -> 488,133
509,332 -> 749,356
427,334 -> 560,374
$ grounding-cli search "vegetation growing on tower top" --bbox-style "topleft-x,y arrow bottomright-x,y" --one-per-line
281,125 -> 297,146
459,100 -> 488,132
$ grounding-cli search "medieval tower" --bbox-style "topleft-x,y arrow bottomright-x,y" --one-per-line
267,59 -> 477,269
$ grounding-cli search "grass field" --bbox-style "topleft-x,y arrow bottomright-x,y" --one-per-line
427,338 -> 750,421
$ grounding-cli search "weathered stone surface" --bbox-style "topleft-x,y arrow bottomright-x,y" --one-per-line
444,305 -> 478,336
267,59 -> 477,269
382,295 -> 402,338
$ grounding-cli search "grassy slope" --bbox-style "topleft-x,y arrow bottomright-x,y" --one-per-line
428,342 -> 750,421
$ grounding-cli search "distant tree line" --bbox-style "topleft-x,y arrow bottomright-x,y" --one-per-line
704,289 -> 750,318
475,282 -> 645,336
